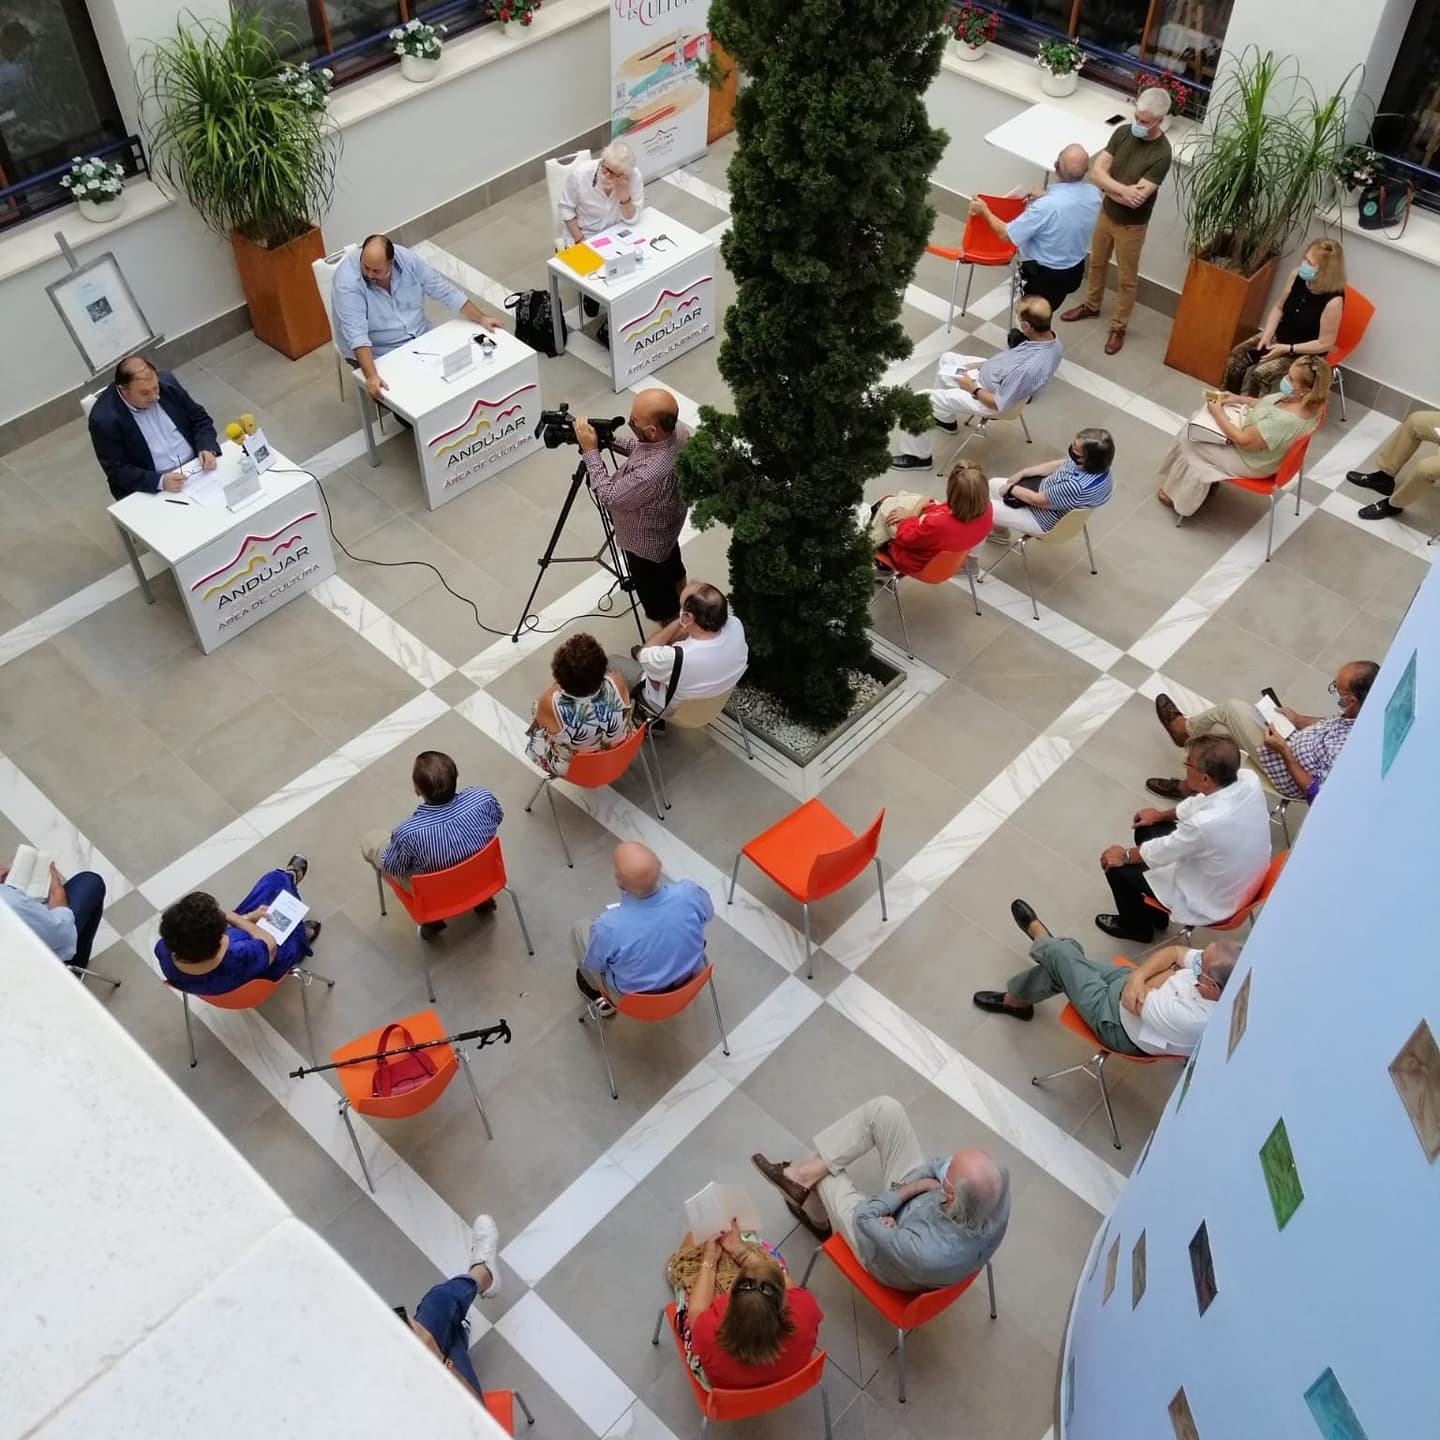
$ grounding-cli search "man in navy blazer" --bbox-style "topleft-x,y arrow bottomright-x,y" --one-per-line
88,356 -> 220,501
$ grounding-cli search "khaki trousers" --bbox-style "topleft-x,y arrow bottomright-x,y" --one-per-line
1184,699 -> 1267,759
1080,212 -> 1149,331
1376,410 -> 1440,509
812,1096 -> 926,1257
360,827 -> 412,893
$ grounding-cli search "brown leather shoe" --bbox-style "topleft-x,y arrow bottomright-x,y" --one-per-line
1154,693 -> 1187,747
1104,327 -> 1126,355
1145,776 -> 1195,801
1060,302 -> 1100,323
752,1153 -> 813,1208
784,1194 -> 833,1242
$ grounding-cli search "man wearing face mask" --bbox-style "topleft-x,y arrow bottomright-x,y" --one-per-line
974,899 -> 1239,1059
1061,87 -> 1174,356
1145,662 -> 1379,803
577,388 -> 688,623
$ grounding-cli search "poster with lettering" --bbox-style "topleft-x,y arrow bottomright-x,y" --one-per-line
610,0 -> 713,178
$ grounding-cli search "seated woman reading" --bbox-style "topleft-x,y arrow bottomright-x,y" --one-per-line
156,856 -> 320,996
992,426 -> 1115,536
672,1221 -> 823,1390
525,632 -> 633,778
869,457 -> 992,576
1156,357 -> 1331,518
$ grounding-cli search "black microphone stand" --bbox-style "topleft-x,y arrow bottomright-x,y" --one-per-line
287,1020 -> 512,1080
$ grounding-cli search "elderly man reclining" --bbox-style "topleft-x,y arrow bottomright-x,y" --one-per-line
751,1096 -> 1009,1291
974,899 -> 1239,1057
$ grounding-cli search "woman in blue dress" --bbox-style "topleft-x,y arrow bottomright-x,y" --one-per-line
156,854 -> 321,996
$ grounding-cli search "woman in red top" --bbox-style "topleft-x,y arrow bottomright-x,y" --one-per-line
682,1222 -> 823,1390
871,457 -> 993,576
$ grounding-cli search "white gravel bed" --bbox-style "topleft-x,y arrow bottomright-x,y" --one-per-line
729,671 -> 888,758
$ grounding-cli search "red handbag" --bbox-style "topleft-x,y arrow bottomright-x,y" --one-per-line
371,1022 -> 439,1098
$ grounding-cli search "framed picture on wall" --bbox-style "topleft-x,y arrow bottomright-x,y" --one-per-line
45,252 -> 157,376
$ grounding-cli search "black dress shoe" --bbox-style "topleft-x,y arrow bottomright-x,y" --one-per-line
1094,913 -> 1152,942
1154,693 -> 1187,748
1346,469 -> 1394,496
890,453 -> 932,470
419,920 -> 448,941
1009,898 -> 1050,938
973,990 -> 1034,1020
474,897 -> 498,917
1358,499 -> 1403,521
934,418 -> 959,433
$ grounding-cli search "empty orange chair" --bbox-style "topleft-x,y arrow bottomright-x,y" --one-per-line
799,1235 -> 996,1404
873,546 -> 980,659
482,1389 -> 535,1433
175,963 -> 335,1070
525,721 -> 665,867
330,1008 -> 494,1192
926,193 -> 1027,330
1326,284 -> 1375,420
1176,428 -> 1317,561
582,960 -> 730,1099
728,800 -> 886,979
378,837 -> 533,1003
1030,958 -> 1184,1150
651,1301 -> 833,1438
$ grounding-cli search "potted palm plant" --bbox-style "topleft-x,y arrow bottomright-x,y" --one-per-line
1166,48 -> 1355,383
140,11 -> 340,360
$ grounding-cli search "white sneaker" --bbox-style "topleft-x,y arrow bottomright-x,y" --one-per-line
469,1213 -> 502,1298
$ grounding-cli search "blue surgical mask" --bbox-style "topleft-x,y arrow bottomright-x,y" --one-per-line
1297,261 -> 1318,282
1131,122 -> 1150,139
1278,377 -> 1295,397
1187,949 -> 1204,980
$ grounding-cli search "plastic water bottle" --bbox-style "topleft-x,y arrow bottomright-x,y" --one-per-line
237,445 -> 258,487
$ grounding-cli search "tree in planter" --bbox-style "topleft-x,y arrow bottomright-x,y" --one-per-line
675,0 -> 948,728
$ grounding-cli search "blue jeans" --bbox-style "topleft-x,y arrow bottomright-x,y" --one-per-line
414,1275 -> 483,1398
64,871 -> 107,969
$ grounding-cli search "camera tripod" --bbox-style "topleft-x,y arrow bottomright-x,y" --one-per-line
509,442 -> 646,644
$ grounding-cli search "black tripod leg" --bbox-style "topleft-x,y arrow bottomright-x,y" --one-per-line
510,462 -> 590,641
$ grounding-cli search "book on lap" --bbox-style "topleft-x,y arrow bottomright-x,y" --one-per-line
7,845 -> 56,900
257,890 -> 309,944
685,1182 -> 760,1240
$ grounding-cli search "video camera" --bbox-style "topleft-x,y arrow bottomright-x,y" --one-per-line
534,402 -> 625,450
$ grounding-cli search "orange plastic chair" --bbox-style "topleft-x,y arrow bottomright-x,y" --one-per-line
799,1234 -> 996,1403
1176,428 -> 1316,561
176,963 -> 335,1070
873,545 -> 980,659
1143,848 -> 1289,945
378,837 -> 534,1003
330,1008 -> 494,1192
1030,958 -> 1184,1150
483,1390 -> 535,1434
582,960 -> 730,1099
728,800 -> 886,979
650,1301 -> 833,1438
525,721 -> 665,867
926,193 -> 1026,329
1326,285 -> 1375,420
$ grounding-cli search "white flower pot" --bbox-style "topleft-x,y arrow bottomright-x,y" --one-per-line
77,197 -> 122,224
1038,69 -> 1079,98
951,38 -> 988,61
400,53 -> 440,82
494,20 -> 521,39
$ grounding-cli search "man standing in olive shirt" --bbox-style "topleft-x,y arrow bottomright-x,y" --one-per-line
1061,88 -> 1174,356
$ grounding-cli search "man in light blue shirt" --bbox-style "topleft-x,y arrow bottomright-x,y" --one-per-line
332,233 -> 503,402
969,143 -> 1100,320
573,842 -> 712,1015
0,855 -> 107,969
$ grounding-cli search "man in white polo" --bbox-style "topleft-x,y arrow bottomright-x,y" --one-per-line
612,582 -> 748,719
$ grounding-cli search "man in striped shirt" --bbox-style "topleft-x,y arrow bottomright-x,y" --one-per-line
361,751 -> 503,937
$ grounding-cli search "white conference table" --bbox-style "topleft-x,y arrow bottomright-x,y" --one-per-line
109,442 -> 336,654
357,319 -> 541,508
545,208 -> 717,392
984,103 -> 1118,176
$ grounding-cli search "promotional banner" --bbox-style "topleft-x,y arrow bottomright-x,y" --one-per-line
609,0 -> 713,178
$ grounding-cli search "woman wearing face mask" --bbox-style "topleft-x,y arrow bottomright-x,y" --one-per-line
1221,238 -> 1346,396
991,426 -> 1115,537
1156,356 -> 1332,516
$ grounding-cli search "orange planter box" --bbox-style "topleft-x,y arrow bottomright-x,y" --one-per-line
1164,255 -> 1278,385
229,225 -> 331,360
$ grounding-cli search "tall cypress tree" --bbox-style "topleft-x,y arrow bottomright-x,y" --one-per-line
676,0 -> 949,728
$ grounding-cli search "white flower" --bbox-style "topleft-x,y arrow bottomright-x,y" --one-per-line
406,17 -> 421,28
322,67 -> 334,80
389,26 -> 403,38
60,175 -> 72,187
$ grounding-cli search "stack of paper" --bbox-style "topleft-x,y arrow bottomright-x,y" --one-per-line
684,1182 -> 760,1240
7,845 -> 56,899
1255,694 -> 1296,739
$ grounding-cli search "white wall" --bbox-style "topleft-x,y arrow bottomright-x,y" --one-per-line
1059,562 -> 1440,1438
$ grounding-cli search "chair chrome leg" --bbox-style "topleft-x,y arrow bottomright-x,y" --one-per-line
182,992 -> 197,1068
422,957 -> 437,1005
707,976 -> 731,1056
964,553 -> 981,616
375,865 -> 387,917
1020,410 -> 1032,442
1276,800 -> 1292,847
946,261 -> 961,331
959,262 -> 974,319
733,705 -> 755,759
340,1100 -> 375,1193
1265,491 -> 1276,562
458,1048 -> 494,1140
874,857 -> 888,922
524,775 -> 547,813
544,782 -> 574,868
74,966 -> 122,990
1295,463 -> 1304,516
897,1327 -> 908,1403
700,1418 -> 709,1440
800,1245 -> 822,1287
335,351 -> 344,403
296,971 -> 319,1067
1082,523 -> 1097,574
1020,539 -> 1039,621
727,852 -> 742,903
1032,1059 -> 1095,1084
1095,1050 -> 1122,1149
504,885 -> 535,955
514,1391 -> 535,1426
892,579 -> 914,659
1337,367 -> 1347,421
651,1304 -> 666,1346
641,731 -> 670,813
821,1379 -> 834,1439
802,903 -> 814,980
595,1005 -> 619,1099
985,1260 -> 998,1317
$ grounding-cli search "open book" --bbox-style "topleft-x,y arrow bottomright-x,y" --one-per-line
1254,693 -> 1296,739
6,845 -> 56,900
685,1182 -> 760,1240
257,889 -> 309,944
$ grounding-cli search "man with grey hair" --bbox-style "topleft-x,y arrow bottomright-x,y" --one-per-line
969,142 -> 1100,318
974,899 -> 1239,1058
1061,87 -> 1174,355
560,140 -> 644,243
752,1097 -> 1010,1291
